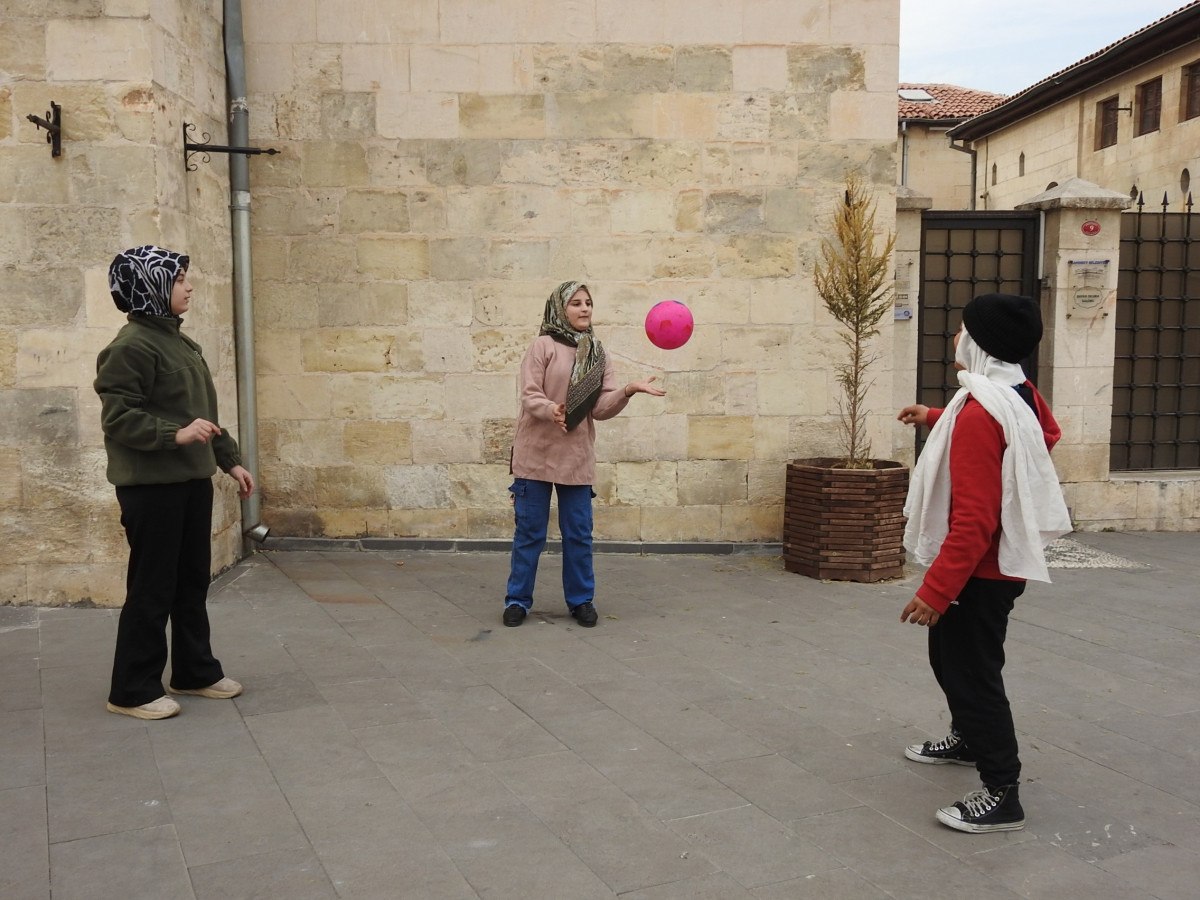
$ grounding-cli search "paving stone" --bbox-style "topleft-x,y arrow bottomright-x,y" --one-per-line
189,848 -> 338,900
49,825 -> 191,900
0,785 -> 49,900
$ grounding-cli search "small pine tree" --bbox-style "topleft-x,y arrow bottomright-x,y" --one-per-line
813,174 -> 896,469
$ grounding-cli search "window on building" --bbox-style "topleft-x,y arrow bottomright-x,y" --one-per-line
1183,62 -> 1200,121
1136,77 -> 1162,135
991,163 -> 997,185
1019,152 -> 1025,176
1096,96 -> 1119,148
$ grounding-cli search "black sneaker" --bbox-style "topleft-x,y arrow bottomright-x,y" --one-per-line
502,605 -> 527,627
936,784 -> 1025,833
905,730 -> 977,766
570,601 -> 598,627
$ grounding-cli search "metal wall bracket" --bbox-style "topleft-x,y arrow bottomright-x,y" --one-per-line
183,122 -> 278,172
26,101 -> 63,158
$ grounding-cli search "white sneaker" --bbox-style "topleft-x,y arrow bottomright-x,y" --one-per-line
169,677 -> 243,699
106,695 -> 181,720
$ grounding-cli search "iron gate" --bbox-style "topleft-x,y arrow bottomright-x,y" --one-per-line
1112,195 -> 1200,471
916,211 -> 1041,447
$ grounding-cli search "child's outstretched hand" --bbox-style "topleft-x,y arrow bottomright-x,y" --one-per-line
897,404 -> 929,427
624,375 -> 666,398
552,403 -> 567,432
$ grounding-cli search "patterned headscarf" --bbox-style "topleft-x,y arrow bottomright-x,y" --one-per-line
108,245 -> 189,318
539,280 -> 606,431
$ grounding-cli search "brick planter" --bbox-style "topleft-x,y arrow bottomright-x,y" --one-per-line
783,458 -> 909,583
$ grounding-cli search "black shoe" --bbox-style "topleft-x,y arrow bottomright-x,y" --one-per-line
936,784 -> 1025,833
905,730 -> 977,766
502,605 -> 527,627
570,601 -> 598,627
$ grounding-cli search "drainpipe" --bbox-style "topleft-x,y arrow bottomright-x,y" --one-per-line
949,136 -> 977,210
900,120 -> 909,186
224,0 -> 268,550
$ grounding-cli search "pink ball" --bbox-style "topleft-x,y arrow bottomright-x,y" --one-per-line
644,300 -> 694,350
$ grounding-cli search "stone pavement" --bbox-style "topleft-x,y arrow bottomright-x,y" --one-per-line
3,531 -> 1199,899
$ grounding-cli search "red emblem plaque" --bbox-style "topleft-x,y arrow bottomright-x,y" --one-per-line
1081,220 -> 1101,236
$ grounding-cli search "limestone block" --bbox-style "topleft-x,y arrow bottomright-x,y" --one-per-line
316,465 -> 389,508
748,457 -> 786,504
258,461 -> 318,508
317,509 -> 389,538
744,0 -> 829,42
652,236 -> 714,279
490,240 -> 551,279
830,1 -> 899,45
0,268 -> 82,327
409,422 -> 480,465
330,375 -> 443,419
408,282 -> 478,327
431,237 -> 490,280
477,45 -> 519,93
593,504 -> 641,541
408,190 -> 447,231
1065,479 -> 1138,522
1137,478 -> 1198,526
459,94 -> 546,140
21,207 -> 122,268
424,139 -> 503,185
275,92 -> 330,141
674,47 -> 733,90
317,0 -> 438,43
251,239 -> 292,286
356,237 -> 430,280
112,85 -> 156,143
248,190 -> 339,235
389,506 -> 508,538
421,328 -> 474,374
1047,443 -> 1110,484
526,45 -> 604,92
443,374 -> 516,422
250,147 -> 302,190
508,186 -> 572,235
318,283 -> 408,327
0,146 -> 69,204
47,19 -> 151,81
733,47 -> 789,91
289,238 -> 358,283
720,504 -> 782,542
339,190 -> 411,234
483,418 -> 516,464
17,329 -> 111,389
552,92 -> 655,140
12,83 -> 114,142
706,192 -> 765,234
716,236 -> 797,279
411,46 -> 484,93
0,448 -> 20,507
500,142 -> 562,187
320,93 -> 376,139
603,45 -> 674,92
263,508 -> 326,537
595,414 -> 687,464
749,278 -> 816,325
829,91 -> 898,142
573,238 -> 658,280
384,464 -> 450,509
256,332 -> 305,376
257,374 -> 334,420
720,326 -> 792,372
716,93 -> 771,141
678,460 -> 748,505
303,328 -> 420,374
253,280 -> 320,329
342,420 -> 412,466
787,46 -> 866,93
302,142 -> 369,187
661,372 -> 724,416
561,141 -> 625,186
763,188 -> 818,234
472,328 -> 535,374
770,93 -> 830,140
675,190 -> 704,232
610,191 -> 676,234
377,92 -> 459,140
760,372 -> 829,416
0,19 -> 45,81
27,563 -> 126,607
652,94 -> 718,140
3,507 -> 121,564
614,461 -> 677,506
618,141 -> 703,188
267,419 -> 346,466
703,144 -> 799,187
640,505 -> 722,542
0,566 -> 26,605
449,462 -> 510,507
688,416 -> 754,460
242,0 -> 316,43
0,388 -> 78,448
343,45 -> 411,92
20,445 -> 110,510
244,42 -> 295,94
0,88 -> 10,141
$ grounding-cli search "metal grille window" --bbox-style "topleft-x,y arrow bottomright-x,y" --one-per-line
1184,61 -> 1200,121
1096,96 -> 1119,149
1112,196 -> 1200,471
1136,77 -> 1162,136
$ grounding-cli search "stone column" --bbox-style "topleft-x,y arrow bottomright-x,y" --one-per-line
1014,177 -> 1131,516
889,185 -> 932,466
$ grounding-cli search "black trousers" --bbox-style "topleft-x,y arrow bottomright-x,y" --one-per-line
109,479 -> 224,707
927,576 -> 1025,788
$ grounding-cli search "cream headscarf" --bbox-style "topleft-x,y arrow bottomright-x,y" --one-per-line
903,329 -> 1072,582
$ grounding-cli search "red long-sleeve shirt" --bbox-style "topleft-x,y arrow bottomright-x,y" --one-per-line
916,383 -> 1061,614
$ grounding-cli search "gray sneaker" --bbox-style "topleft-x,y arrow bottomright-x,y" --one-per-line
905,730 -> 977,765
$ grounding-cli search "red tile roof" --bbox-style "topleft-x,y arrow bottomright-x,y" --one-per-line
898,83 -> 1007,121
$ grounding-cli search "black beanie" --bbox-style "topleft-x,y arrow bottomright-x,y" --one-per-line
962,293 -> 1042,363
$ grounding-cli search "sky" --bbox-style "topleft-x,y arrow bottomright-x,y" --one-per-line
899,0 -> 1192,95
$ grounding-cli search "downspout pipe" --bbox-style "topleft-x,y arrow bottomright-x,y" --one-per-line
223,0 -> 268,550
949,137 -> 978,210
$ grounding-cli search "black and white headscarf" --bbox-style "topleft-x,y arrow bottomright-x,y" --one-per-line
108,245 -> 189,318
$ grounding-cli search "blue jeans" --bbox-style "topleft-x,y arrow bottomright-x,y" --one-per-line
505,478 -> 595,611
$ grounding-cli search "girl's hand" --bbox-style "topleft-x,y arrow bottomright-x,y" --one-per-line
900,596 -> 940,627
625,375 -> 666,398
552,403 -> 567,432
228,465 -> 255,499
897,404 -> 929,427
176,418 -> 221,445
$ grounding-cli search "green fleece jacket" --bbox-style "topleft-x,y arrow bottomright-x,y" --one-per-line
95,315 -> 241,486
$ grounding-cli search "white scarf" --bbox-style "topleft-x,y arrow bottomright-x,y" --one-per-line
903,330 -> 1072,582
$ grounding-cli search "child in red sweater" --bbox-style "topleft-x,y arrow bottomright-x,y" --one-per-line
897,293 -> 1071,833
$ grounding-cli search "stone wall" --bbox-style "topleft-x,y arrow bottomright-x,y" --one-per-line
0,0 -> 240,605
242,0 -> 902,545
900,122 -> 972,210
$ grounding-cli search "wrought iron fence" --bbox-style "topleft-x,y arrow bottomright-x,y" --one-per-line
1112,193 -> 1200,470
